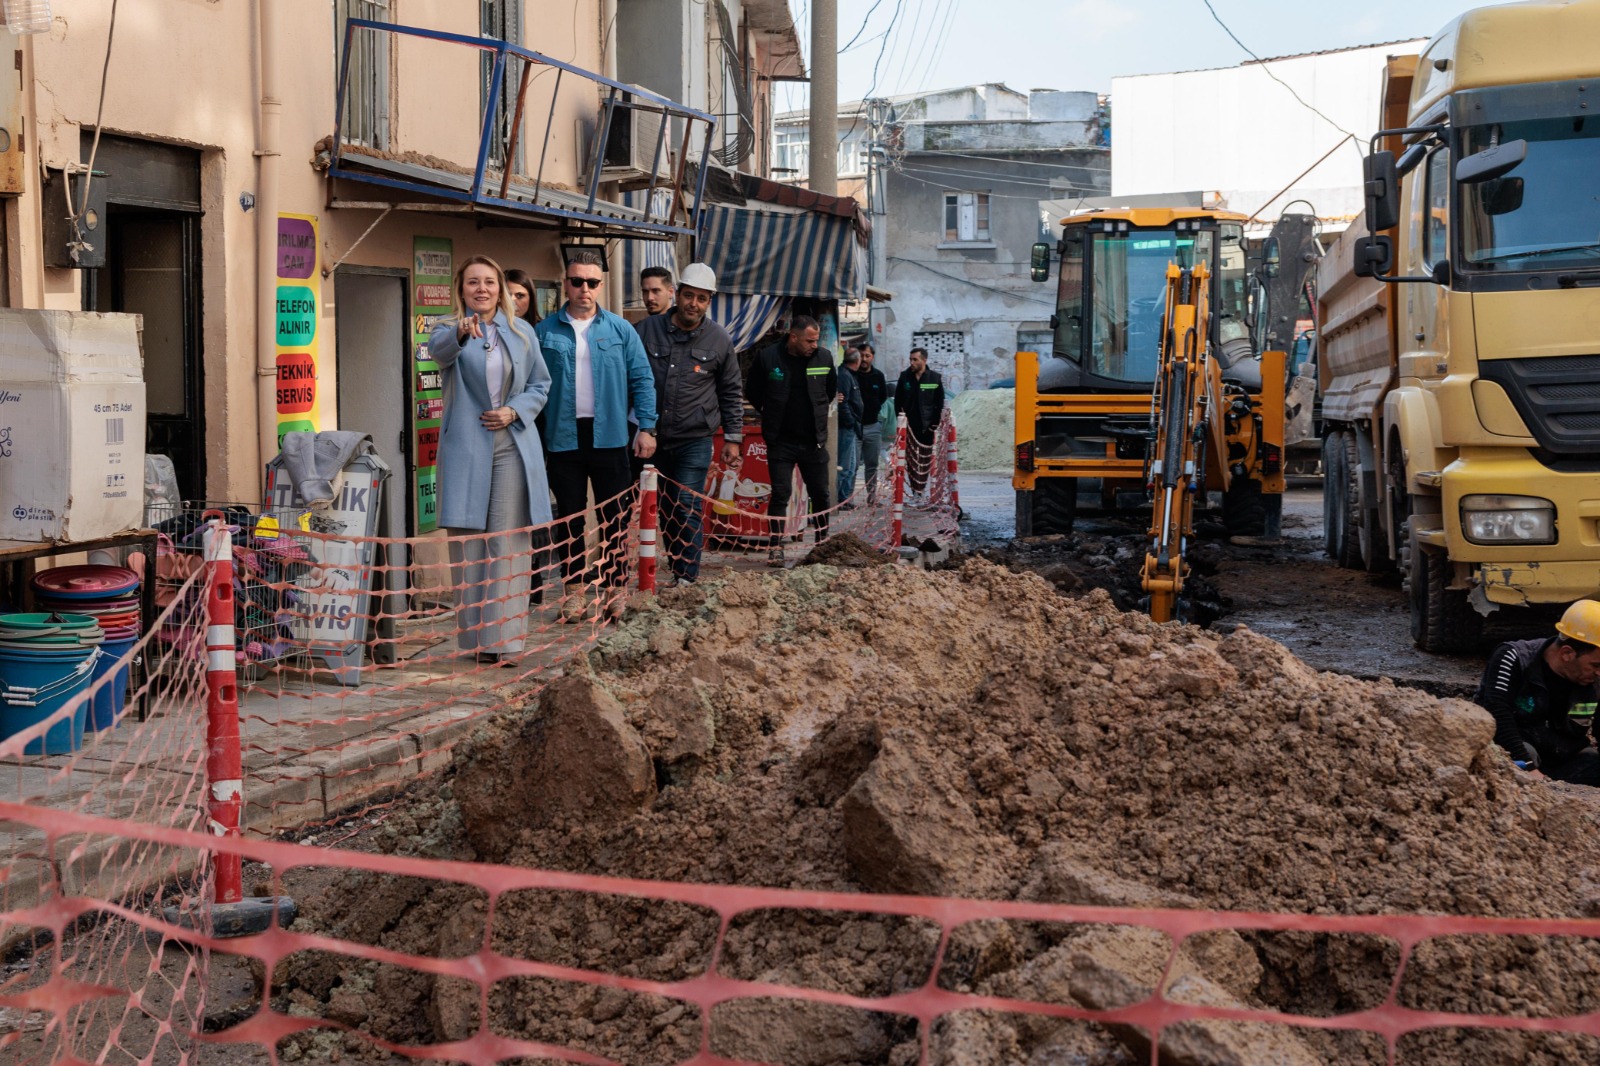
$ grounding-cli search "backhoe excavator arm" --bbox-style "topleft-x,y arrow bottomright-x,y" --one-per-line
1142,261 -> 1212,623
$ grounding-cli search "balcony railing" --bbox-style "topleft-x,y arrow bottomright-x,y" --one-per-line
330,20 -> 717,239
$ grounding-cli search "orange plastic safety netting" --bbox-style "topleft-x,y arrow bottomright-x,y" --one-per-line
7,803 -> 1600,1064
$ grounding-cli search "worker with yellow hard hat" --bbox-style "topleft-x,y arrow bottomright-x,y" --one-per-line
1474,599 -> 1600,783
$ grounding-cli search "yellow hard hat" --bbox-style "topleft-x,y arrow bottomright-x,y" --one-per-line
1556,599 -> 1600,646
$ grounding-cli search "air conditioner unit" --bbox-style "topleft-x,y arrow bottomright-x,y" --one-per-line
598,88 -> 671,186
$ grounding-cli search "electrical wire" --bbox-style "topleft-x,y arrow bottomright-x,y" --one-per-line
840,0 -> 887,51
71,0 -> 120,265
887,256 -> 1057,306
1199,0 -> 1363,149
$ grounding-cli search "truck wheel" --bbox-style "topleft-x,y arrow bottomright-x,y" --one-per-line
1408,516 -> 1482,655
1031,479 -> 1077,535
1335,432 -> 1365,569
1223,477 -> 1266,537
1346,432 -> 1393,573
1322,434 -> 1346,560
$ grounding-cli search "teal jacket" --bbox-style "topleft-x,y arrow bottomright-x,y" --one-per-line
534,306 -> 657,451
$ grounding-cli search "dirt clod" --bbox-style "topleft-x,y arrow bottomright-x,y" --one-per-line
800,532 -> 895,567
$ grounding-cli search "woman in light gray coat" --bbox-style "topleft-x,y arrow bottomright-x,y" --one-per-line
429,255 -> 552,664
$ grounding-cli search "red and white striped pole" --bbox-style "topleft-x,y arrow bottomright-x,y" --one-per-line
637,464 -> 659,593
946,416 -> 962,517
202,511 -> 243,906
891,414 -> 908,549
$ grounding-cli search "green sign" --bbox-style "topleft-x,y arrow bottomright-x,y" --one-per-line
410,237 -> 452,534
275,285 -> 317,347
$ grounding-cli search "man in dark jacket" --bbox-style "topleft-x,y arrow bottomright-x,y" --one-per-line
1474,599 -> 1600,784
836,348 -> 865,507
634,263 -> 742,584
852,343 -> 888,504
894,346 -> 945,495
746,315 -> 835,566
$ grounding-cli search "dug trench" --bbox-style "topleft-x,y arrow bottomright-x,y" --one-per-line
269,553 -> 1600,1066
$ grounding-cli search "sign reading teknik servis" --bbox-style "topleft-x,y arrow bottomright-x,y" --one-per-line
275,213 -> 321,447
410,236 -> 452,534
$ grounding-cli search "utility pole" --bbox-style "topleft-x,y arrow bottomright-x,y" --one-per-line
808,0 -> 837,194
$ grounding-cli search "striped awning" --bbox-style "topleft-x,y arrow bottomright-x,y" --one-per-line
618,189 -> 680,309
698,204 -> 866,300
710,293 -> 789,352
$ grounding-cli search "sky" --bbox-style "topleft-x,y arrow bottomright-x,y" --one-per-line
776,0 -> 1494,114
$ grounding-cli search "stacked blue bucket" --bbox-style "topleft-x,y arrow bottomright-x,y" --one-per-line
32,565 -> 142,735
0,613 -> 105,755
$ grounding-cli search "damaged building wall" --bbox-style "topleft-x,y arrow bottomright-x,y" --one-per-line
879,132 -> 1105,391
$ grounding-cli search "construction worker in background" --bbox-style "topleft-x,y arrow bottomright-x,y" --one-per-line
746,315 -> 836,567
894,346 -> 945,497
852,343 -> 888,504
639,266 -> 675,316
836,347 -> 865,508
635,263 -> 742,585
1475,599 -> 1600,785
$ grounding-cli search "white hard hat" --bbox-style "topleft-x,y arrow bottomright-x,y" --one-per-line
678,262 -> 717,294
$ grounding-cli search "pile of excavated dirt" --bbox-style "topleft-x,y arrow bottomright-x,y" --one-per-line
277,561 -> 1600,1065
948,388 -> 1015,472
801,532 -> 895,568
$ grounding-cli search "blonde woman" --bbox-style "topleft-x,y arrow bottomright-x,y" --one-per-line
428,255 -> 552,664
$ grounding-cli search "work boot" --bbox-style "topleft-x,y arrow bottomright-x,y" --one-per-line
559,583 -> 593,624
766,546 -> 785,568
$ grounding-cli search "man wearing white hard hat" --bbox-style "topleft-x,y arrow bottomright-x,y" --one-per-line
1475,599 -> 1600,784
634,262 -> 743,584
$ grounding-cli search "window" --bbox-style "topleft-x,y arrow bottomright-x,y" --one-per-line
1424,146 -> 1449,266
1017,328 -> 1053,356
943,192 -> 990,243
481,0 -> 524,171
336,0 -> 391,150
773,127 -> 808,178
839,133 -> 867,177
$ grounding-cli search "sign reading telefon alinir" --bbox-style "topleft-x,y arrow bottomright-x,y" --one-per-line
275,214 -> 321,448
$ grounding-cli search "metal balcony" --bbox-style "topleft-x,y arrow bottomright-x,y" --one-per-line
329,20 -> 717,241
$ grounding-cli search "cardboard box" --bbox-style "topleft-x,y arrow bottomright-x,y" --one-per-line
0,310 -> 146,543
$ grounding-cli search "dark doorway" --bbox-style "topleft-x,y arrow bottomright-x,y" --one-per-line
87,208 -> 204,500
78,134 -> 205,501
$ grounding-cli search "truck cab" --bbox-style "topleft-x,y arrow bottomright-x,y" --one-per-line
1324,0 -> 1600,650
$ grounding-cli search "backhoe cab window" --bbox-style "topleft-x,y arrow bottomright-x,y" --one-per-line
1051,234 -> 1086,363
1462,114 -> 1600,270
1084,230 -> 1213,385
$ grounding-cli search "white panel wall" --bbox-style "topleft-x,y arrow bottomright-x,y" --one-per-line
1111,42 -> 1423,224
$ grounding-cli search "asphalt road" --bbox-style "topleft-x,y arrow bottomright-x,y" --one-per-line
956,472 -> 1530,697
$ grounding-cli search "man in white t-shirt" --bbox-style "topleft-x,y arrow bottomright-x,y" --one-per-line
533,251 -> 658,621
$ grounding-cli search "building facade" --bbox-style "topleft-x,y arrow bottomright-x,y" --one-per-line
2,0 -> 794,540
875,89 -> 1108,391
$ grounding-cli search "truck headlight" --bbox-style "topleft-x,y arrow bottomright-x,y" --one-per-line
1460,494 -> 1556,545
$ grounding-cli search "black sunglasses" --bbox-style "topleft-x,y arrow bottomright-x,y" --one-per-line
565,276 -> 602,289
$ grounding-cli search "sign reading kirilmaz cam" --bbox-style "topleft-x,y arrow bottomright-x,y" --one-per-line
265,451 -> 390,687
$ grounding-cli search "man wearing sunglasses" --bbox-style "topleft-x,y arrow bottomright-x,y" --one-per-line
534,251 -> 657,621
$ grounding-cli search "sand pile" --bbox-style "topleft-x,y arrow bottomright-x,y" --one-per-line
277,561 -> 1600,1065
948,388 -> 1015,472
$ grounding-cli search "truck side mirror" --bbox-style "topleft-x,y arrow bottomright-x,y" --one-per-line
1262,236 -> 1281,279
1457,139 -> 1527,185
1363,151 -> 1401,232
1030,242 -> 1052,283
1353,235 -> 1393,279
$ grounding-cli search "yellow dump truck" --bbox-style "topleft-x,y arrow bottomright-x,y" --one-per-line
1016,208 -> 1286,542
1320,0 -> 1600,652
